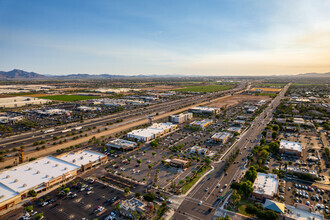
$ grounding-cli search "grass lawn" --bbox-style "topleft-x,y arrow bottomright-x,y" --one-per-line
39,95 -> 98,101
174,85 -> 232,93
181,166 -> 211,194
237,199 -> 254,216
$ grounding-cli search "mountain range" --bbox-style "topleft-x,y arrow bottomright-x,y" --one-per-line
0,69 -> 329,79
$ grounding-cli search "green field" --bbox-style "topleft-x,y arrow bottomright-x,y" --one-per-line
39,95 -> 98,101
255,83 -> 286,88
174,85 -> 232,93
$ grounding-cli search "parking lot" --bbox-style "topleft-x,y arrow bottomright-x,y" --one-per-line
19,177 -> 125,220
282,180 -> 329,215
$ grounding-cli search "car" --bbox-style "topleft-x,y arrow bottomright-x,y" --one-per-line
71,193 -> 77,198
216,184 -> 220,188
166,199 -> 172,204
198,201 -> 202,206
224,184 -> 228,188
325,209 -> 329,214
306,201 -> 310,206
205,187 -> 209,192
86,191 -> 93,194
219,189 -> 223,193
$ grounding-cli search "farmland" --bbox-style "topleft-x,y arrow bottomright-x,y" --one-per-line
174,85 -> 232,93
39,95 -> 98,101
255,83 -> 286,88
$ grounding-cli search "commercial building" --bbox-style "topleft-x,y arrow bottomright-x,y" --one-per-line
189,106 -> 220,115
169,159 -> 190,169
169,112 -> 193,124
286,166 -> 318,178
37,108 -> 69,116
0,116 -> 23,124
189,146 -> 208,155
127,122 -> 177,142
57,150 -> 107,171
252,173 -> 279,200
0,156 -> 79,211
233,120 -> 245,125
284,204 -> 324,220
77,106 -> 100,112
119,198 -> 153,219
227,126 -> 243,133
0,150 -> 107,212
211,132 -> 231,143
190,119 -> 213,130
279,140 -> 302,157
0,96 -> 51,108
106,139 -> 138,151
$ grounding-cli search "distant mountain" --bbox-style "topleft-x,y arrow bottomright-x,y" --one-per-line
296,72 -> 330,77
0,69 -> 45,79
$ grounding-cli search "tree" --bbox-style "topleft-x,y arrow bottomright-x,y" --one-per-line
63,188 -> 70,194
137,159 -> 142,165
35,213 -> 44,220
148,164 -> 153,170
239,180 -> 253,197
152,152 -> 156,156
260,150 -> 269,159
232,189 -> 241,206
272,131 -> 278,139
260,138 -> 266,145
143,192 -> 156,202
124,187 -> 130,194
204,157 -> 211,165
244,166 -> 257,182
272,125 -> 280,131
28,190 -> 37,197
25,205 -> 33,213
135,192 -> 141,198
269,142 -> 279,153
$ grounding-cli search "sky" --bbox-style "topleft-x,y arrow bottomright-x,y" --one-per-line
0,0 -> 330,76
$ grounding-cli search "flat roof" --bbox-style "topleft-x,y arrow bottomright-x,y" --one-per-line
285,204 -> 324,220
0,156 -> 79,193
107,139 -> 137,148
253,173 -> 278,197
211,132 -> 230,140
128,123 -> 176,138
0,182 -> 19,203
280,140 -> 302,152
58,150 -> 106,167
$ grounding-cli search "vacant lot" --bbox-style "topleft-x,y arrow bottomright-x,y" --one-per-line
250,87 -> 282,93
39,95 -> 98,101
204,94 -> 271,108
174,85 -> 232,93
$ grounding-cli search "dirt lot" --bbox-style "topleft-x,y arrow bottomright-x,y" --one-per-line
250,87 -> 282,92
204,94 -> 271,108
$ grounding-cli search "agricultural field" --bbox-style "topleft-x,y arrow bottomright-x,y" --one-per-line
39,95 -> 98,101
174,85 -> 232,93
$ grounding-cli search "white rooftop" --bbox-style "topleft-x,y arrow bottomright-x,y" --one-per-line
285,204 -> 324,220
58,150 -> 106,167
128,123 -> 176,138
0,156 -> 79,193
253,173 -> 279,197
211,132 -> 230,140
0,183 -> 19,203
280,140 -> 302,152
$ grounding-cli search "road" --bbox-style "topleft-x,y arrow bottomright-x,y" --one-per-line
0,83 -> 246,152
172,84 -> 290,220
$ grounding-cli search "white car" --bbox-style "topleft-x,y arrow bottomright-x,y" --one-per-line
198,201 -> 202,206
220,189 -> 223,193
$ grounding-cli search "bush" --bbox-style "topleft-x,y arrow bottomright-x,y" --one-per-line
28,190 -> 37,197
143,192 -> 156,202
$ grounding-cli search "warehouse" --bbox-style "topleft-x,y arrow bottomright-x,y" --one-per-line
169,112 -> 193,124
211,132 -> 231,143
127,122 -> 177,142
279,140 -> 302,157
106,139 -> 138,151
252,173 -> 279,200
190,119 -> 213,129
0,96 -> 51,108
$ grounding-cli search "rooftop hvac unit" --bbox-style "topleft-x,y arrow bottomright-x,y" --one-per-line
14,179 -> 18,183
23,184 -> 27,187
6,175 -> 10,178
36,171 -> 40,174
